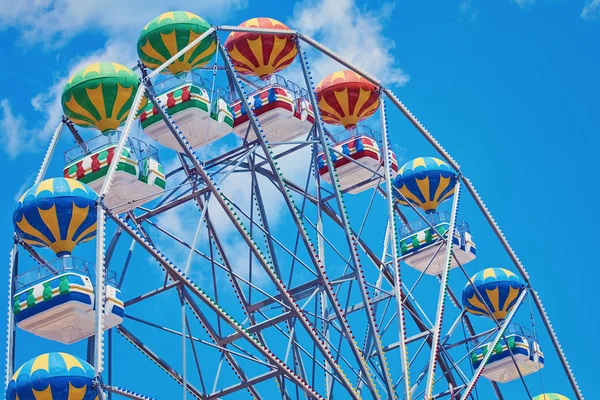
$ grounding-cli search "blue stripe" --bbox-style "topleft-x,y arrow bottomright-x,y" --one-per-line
15,292 -> 93,323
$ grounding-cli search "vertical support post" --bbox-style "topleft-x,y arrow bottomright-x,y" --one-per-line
311,130 -> 333,395
5,241 -> 18,386
379,94 -> 412,399
94,82 -> 147,395
180,290 -> 187,400
108,329 -> 112,400
34,120 -> 64,185
424,180 -> 461,399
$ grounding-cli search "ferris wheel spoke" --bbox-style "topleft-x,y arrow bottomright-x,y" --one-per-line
110,206 -> 342,399
117,324 -> 206,399
103,385 -> 158,400
217,42 -> 383,399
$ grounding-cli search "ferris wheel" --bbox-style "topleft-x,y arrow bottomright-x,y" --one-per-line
5,11 -> 584,400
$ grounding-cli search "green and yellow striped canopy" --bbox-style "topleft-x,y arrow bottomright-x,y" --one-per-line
62,62 -> 140,134
137,11 -> 216,76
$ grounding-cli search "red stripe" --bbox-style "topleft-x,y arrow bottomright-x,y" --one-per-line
318,149 -> 380,175
233,100 -> 294,127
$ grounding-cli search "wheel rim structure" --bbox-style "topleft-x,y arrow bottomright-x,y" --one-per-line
4,21 -> 583,400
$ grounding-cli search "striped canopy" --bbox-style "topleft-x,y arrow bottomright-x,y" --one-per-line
533,395 -> 570,400
62,62 -> 139,134
393,157 -> 456,214
315,70 -> 379,129
13,178 -> 98,257
225,18 -> 297,80
462,268 -> 526,320
137,11 -> 216,76
6,352 -> 99,400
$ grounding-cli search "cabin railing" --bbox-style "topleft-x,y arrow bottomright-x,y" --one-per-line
398,211 -> 471,239
64,131 -> 161,172
231,73 -> 310,102
151,71 -> 231,103
14,256 -> 118,291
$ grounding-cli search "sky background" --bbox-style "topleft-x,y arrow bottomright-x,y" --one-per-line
0,0 -> 599,398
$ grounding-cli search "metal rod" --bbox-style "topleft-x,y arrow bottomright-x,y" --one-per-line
34,120 -> 64,185
380,93 -> 412,398
424,181 -> 462,399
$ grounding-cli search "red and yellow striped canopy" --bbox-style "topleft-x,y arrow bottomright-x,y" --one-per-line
315,70 -> 380,129
224,18 -> 297,80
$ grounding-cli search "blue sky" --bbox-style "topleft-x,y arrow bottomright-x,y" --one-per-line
1,0 -> 599,399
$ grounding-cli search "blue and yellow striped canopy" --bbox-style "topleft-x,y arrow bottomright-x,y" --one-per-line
533,395 -> 570,400
13,178 -> 98,257
6,352 -> 99,400
393,157 -> 456,214
462,268 -> 525,320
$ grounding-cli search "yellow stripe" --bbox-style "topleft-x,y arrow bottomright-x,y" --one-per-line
272,40 -> 297,70
360,99 -> 380,119
483,268 -> 497,280
65,179 -> 86,192
33,385 -> 53,399
501,286 -> 521,315
67,382 -> 88,400
35,179 -> 55,196
111,84 -> 134,121
157,11 -> 175,24
112,63 -> 130,75
140,41 -> 167,67
73,223 -> 97,244
160,31 -> 179,62
66,204 -> 91,245
353,87 -> 372,117
228,45 -> 257,74
83,63 -> 102,78
486,287 -> 500,317
188,40 -> 216,68
38,205 -> 62,246
415,176 -> 431,204
413,158 -> 427,169
466,293 -> 489,315
31,353 -> 49,373
333,89 -> 350,121
64,96 -> 99,126
396,186 -> 425,207
16,216 -> 53,248
432,175 -> 452,202
11,363 -> 24,381
19,286 -> 94,308
60,352 -> 84,370
318,98 -> 344,121
247,37 -> 265,70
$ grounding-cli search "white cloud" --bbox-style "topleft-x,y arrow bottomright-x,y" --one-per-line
0,40 -> 137,159
460,0 -> 477,21
289,0 -> 409,87
512,0 -> 535,8
0,0 -> 247,48
582,0 -> 600,19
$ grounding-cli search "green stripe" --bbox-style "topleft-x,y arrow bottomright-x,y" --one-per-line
141,99 -> 209,128
72,162 -> 137,184
102,77 -> 118,119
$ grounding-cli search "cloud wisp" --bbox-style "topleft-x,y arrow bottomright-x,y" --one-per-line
289,0 -> 409,87
0,0 -> 246,48
582,0 -> 600,20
